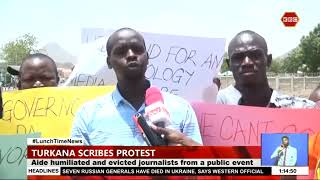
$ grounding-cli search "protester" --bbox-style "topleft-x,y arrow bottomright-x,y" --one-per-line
18,53 -> 59,90
215,30 -> 315,180
216,30 -> 315,108
71,28 -> 202,146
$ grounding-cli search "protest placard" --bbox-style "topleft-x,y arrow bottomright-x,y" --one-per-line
192,102 -> 319,146
0,133 -> 40,179
64,28 -> 225,102
0,86 -> 113,137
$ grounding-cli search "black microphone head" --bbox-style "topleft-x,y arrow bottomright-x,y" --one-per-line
135,113 -> 167,146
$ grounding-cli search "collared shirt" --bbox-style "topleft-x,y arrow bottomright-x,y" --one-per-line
71,84 -> 203,146
216,85 -> 315,108
216,85 -> 241,105
271,145 -> 297,166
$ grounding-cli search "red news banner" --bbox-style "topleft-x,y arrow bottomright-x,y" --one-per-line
28,146 -> 261,159
27,146 -> 268,176
192,103 -> 320,146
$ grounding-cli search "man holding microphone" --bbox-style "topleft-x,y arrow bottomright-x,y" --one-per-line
71,28 -> 202,146
271,136 -> 297,166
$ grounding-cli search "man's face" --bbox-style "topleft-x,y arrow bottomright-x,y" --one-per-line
107,30 -> 148,81
282,137 -> 289,146
19,58 -> 58,90
228,34 -> 270,86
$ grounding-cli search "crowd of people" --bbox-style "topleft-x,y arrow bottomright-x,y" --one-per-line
5,28 -> 320,179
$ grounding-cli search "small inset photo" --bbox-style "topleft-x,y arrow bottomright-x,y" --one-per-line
261,133 -> 308,166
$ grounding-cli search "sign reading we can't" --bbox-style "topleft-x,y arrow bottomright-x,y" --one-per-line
192,103 -> 320,146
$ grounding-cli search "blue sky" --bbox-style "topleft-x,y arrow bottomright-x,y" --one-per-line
0,0 -> 319,60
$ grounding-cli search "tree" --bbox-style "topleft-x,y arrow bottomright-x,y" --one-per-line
274,23 -> 320,73
0,34 -> 38,65
268,57 -> 283,73
282,47 -> 304,73
299,23 -> 320,72
220,52 -> 229,73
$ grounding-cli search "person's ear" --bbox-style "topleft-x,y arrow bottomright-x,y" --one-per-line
106,56 -> 112,69
267,54 -> 272,67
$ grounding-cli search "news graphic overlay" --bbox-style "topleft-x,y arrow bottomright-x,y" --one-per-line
261,133 -> 309,175
27,138 -> 271,176
281,12 -> 299,27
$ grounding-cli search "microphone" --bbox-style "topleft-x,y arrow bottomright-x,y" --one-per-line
145,87 -> 170,128
133,113 -> 167,146
278,144 -> 285,156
